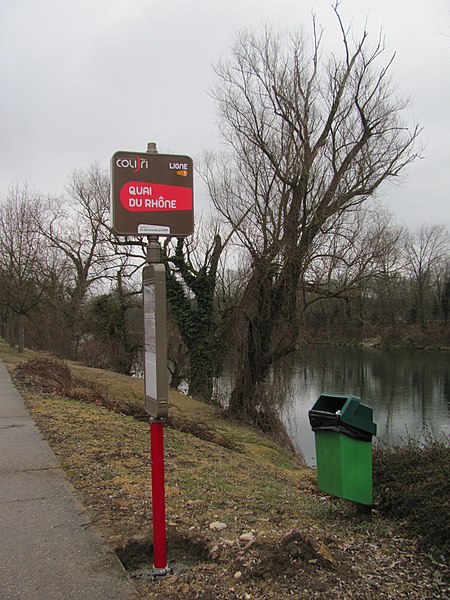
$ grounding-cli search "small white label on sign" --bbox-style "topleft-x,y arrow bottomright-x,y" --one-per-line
138,224 -> 171,235
145,352 -> 157,399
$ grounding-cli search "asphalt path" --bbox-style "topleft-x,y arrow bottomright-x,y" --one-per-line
0,358 -> 135,599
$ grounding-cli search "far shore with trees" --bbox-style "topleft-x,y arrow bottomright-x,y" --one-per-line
1,6 -> 449,435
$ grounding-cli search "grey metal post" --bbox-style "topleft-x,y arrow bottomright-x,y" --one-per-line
142,142 -> 168,420
146,235 -> 161,264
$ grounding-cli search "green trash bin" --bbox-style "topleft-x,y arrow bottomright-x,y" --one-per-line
308,394 -> 377,506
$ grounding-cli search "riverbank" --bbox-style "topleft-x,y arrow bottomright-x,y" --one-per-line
0,341 -> 448,599
306,321 -> 450,351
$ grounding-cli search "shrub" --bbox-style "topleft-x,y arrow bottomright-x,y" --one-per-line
373,433 -> 450,558
14,358 -> 73,392
13,357 -> 144,417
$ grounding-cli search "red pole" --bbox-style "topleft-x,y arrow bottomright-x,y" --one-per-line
150,420 -> 167,570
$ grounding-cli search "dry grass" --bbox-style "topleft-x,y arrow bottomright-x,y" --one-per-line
1,340 -> 448,599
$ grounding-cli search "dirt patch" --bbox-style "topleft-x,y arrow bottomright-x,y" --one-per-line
113,528 -> 350,598
227,529 -> 345,591
253,530 -> 337,576
116,532 -> 211,579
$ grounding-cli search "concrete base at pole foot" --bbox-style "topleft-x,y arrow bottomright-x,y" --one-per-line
151,566 -> 173,580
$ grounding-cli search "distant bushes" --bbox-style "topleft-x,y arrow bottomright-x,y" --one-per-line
373,433 -> 450,559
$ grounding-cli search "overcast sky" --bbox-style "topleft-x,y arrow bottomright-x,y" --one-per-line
1,0 -> 448,232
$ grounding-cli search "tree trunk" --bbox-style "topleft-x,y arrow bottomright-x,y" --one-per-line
6,308 -> 15,348
18,313 -> 25,353
227,264 -> 300,425
169,371 -> 183,390
228,355 -> 269,426
188,341 -> 217,401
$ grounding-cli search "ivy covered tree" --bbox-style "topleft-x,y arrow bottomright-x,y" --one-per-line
162,228 -> 227,402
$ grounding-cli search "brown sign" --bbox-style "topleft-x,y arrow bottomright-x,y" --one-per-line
111,151 -> 194,236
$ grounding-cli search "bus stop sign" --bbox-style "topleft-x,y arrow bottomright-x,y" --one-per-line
111,151 -> 194,237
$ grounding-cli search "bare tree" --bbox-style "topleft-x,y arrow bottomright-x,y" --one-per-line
404,224 -> 450,328
0,185 -> 49,352
208,8 -> 421,425
303,204 -> 406,303
441,260 -> 450,326
301,204 -> 407,340
38,163 -> 123,357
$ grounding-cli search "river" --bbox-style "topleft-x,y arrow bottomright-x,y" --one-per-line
278,346 -> 450,465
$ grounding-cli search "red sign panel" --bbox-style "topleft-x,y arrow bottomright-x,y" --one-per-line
120,182 -> 193,212
111,151 -> 194,236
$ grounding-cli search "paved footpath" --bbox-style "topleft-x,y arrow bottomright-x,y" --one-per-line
0,358 -> 136,599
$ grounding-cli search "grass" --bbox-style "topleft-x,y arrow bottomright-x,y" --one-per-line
1,339 -> 449,599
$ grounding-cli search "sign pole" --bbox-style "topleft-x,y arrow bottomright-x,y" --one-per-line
146,233 -> 169,575
145,142 -> 169,576
150,417 -> 167,571
110,140 -> 194,577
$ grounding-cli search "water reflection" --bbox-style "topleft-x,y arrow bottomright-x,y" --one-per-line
278,346 -> 450,466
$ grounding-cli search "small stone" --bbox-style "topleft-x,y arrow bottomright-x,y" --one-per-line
234,571 -> 242,580
106,535 -> 124,546
222,538 -> 235,547
209,521 -> 227,531
239,532 -> 256,543
244,594 -> 251,600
